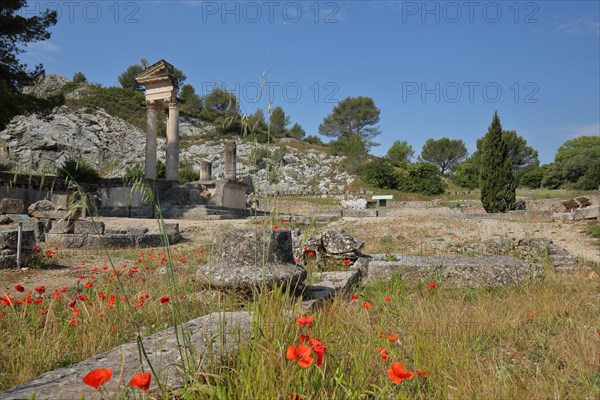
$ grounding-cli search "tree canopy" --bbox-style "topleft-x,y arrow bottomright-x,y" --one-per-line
269,106 -> 290,138
0,0 -> 60,130
387,140 -> 414,167
319,96 -> 381,148
420,138 -> 468,174
479,112 -> 516,213
200,87 -> 241,134
179,84 -> 202,116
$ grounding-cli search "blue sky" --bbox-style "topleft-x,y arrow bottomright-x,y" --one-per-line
19,0 -> 600,164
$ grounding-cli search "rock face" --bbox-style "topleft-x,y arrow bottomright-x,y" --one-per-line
196,229 -> 306,292
341,199 -> 367,210
22,74 -> 70,98
0,105 -> 161,177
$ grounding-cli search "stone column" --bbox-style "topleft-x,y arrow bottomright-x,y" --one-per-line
144,101 -> 158,180
225,141 -> 237,181
165,101 -> 180,182
200,160 -> 212,181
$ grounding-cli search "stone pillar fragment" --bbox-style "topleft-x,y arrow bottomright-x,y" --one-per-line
200,160 -> 212,181
166,101 -> 180,182
144,102 -> 158,180
225,141 -> 237,181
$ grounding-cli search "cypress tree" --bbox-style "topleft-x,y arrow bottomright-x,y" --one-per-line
479,112 -> 517,212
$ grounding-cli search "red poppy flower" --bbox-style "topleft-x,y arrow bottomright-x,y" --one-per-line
296,316 -> 314,328
299,334 -> 310,342
273,225 -> 279,230
128,372 -> 152,390
108,295 -> 116,306
160,295 -> 170,304
416,370 -> 428,378
363,302 -> 372,309
310,338 -> 326,368
351,295 -> 360,300
528,311 -> 535,318
378,347 -> 388,361
14,284 -> 24,293
69,318 -> 77,326
342,259 -> 351,267
290,394 -> 305,400
286,344 -> 314,368
83,368 -> 113,389
428,282 -> 436,290
0,314 -> 3,318
135,298 -> 145,307
388,335 -> 398,343
98,292 -> 106,301
387,362 -> 414,384
85,281 -> 93,289
384,297 -> 392,302
33,247 -> 40,253
34,285 -> 46,294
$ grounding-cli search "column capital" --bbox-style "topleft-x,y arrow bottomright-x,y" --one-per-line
168,99 -> 179,109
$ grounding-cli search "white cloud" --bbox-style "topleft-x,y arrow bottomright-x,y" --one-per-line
555,15 -> 600,36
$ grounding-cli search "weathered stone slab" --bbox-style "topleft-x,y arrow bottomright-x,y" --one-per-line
48,220 -> 75,234
303,270 -> 361,301
342,209 -> 378,218
196,229 -> 306,292
50,194 -> 69,210
0,311 -> 253,400
73,220 -> 105,235
363,255 -> 543,287
44,233 -> 88,248
0,229 -> 36,250
574,206 -> 599,220
552,212 -> 574,222
507,210 -> 553,222
0,198 -> 26,214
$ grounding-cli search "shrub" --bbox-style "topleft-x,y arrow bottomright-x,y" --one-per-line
124,164 -> 145,181
303,135 -> 324,146
520,167 -> 544,189
156,160 -> 166,179
0,161 -> 13,171
362,158 -> 399,189
179,165 -> 199,183
398,162 -> 446,195
57,156 -> 100,183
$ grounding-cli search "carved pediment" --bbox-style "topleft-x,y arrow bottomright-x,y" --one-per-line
135,59 -> 177,87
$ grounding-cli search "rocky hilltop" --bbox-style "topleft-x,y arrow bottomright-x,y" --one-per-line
0,75 -> 354,194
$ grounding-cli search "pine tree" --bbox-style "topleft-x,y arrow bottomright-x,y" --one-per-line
479,112 -> 516,212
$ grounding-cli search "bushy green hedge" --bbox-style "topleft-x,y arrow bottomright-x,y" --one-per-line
362,158 -> 398,189
398,162 -> 446,195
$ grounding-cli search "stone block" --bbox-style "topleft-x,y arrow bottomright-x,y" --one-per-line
0,198 -> 26,214
574,206 -> 599,220
552,213 -> 574,222
507,210 -> 553,223
73,220 -> 105,235
48,220 -> 74,234
50,194 -> 69,210
342,209 -> 378,218
44,233 -> 88,248
0,229 -> 36,250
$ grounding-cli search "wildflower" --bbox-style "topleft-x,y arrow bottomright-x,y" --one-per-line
128,372 -> 152,390
378,348 -> 388,361
108,295 -> 116,306
290,394 -> 305,400
286,344 -> 314,368
528,311 -> 535,318
388,335 -> 398,343
0,314 -> 3,318
85,281 -> 93,289
428,282 -> 436,290
83,368 -> 113,389
97,292 -> 106,301
69,318 -> 77,326
33,247 -> 40,253
351,295 -> 360,300
307,251 -> 315,257
387,362 -> 414,385
296,316 -> 314,328
299,334 -> 311,342
14,284 -> 24,293
310,338 -> 326,368
384,297 -> 392,302
363,302 -> 372,309
342,258 -> 351,267
273,225 -> 279,230
135,297 -> 145,307
34,286 -> 46,294
160,295 -> 170,304
416,370 -> 428,378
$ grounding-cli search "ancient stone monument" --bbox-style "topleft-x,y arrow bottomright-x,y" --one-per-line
135,60 -> 180,181
224,141 -> 237,181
